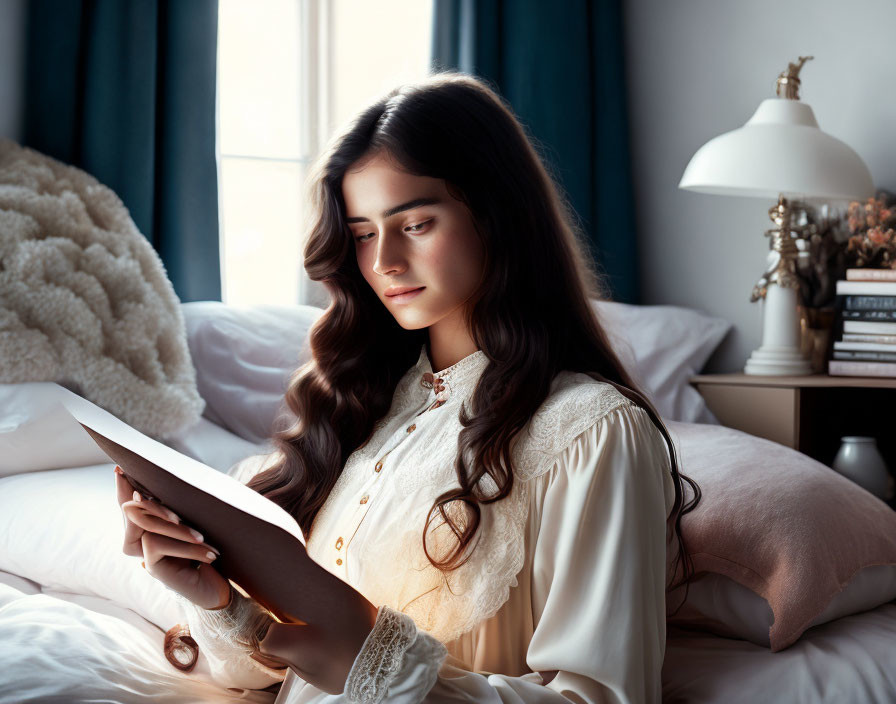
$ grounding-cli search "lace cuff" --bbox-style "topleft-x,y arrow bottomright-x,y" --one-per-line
171,587 -> 286,683
173,586 -> 272,652
345,605 -> 448,704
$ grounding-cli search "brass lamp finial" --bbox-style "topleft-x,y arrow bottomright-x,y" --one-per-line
775,56 -> 814,100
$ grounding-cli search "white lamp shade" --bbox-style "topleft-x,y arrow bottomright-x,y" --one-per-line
679,98 -> 874,201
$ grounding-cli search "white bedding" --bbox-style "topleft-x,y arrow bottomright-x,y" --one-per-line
5,570 -> 896,704
663,604 -> 896,703
0,577 -> 274,703
2,398 -> 896,703
0,413 -> 275,703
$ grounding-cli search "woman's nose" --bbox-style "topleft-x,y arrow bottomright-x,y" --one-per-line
372,232 -> 407,276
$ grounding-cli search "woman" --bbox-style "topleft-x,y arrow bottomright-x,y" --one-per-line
118,71 -> 700,703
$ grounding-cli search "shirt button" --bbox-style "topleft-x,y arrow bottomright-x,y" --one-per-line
407,423 -> 416,433
360,495 -> 369,504
336,558 -> 342,566
375,461 -> 383,472
335,537 -> 343,550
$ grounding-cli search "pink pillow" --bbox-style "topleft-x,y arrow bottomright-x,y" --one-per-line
667,566 -> 896,648
665,420 -> 896,651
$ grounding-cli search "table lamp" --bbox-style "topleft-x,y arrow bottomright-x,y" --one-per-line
679,56 -> 874,375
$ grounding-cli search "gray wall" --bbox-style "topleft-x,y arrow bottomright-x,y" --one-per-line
623,0 -> 896,373
0,0 -> 25,141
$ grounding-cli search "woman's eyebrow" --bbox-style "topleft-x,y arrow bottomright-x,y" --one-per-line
345,197 -> 442,223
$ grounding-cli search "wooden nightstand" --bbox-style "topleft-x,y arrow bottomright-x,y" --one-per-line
689,373 -> 896,474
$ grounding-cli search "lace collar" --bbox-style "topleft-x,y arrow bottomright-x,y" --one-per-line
410,343 -> 489,404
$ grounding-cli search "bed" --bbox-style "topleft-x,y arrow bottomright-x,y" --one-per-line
2,299 -> 896,704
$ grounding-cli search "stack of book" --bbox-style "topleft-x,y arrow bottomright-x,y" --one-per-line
829,269 -> 896,378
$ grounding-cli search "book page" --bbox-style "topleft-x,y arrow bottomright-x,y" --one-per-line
58,386 -> 305,547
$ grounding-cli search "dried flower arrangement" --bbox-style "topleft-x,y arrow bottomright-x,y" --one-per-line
789,191 -> 896,310
845,193 -> 896,269
791,202 -> 848,310
785,203 -> 847,371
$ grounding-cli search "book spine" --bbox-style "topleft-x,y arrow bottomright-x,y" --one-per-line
831,281 -> 896,375
841,309 -> 896,321
842,333 -> 896,344
843,320 -> 896,334
834,340 -> 896,351
836,280 -> 896,296
828,359 -> 896,377
832,350 -> 896,362
846,268 -> 896,282
843,295 -> 896,311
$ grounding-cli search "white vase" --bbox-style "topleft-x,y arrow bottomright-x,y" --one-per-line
832,436 -> 894,501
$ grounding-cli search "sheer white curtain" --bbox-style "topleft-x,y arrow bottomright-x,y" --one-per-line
217,0 -> 433,309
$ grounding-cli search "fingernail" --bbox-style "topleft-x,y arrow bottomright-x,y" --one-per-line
133,490 -> 142,502
206,551 -> 217,561
205,544 -> 220,556
141,561 -> 145,569
189,528 -> 203,542
114,466 -> 123,475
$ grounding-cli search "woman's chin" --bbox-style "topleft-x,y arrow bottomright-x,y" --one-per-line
392,315 -> 432,331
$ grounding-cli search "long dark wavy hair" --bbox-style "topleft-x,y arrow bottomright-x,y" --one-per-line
247,71 -> 701,607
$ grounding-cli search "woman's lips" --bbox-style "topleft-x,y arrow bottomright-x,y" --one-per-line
385,287 -> 425,303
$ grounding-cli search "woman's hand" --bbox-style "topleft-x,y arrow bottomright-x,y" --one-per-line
114,465 -> 231,610
251,594 -> 379,695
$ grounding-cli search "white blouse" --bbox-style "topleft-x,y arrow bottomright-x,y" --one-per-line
176,344 -> 676,703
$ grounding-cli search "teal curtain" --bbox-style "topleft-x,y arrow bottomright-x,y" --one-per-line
432,0 -> 639,303
23,0 -> 221,303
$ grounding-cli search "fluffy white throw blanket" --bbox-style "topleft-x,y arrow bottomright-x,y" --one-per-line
0,138 -> 204,439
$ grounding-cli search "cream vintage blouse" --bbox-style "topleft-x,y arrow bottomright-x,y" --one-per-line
175,343 -> 677,704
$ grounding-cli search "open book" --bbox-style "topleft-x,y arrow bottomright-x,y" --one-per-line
60,388 -> 365,632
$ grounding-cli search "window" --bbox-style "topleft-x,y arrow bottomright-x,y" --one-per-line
217,0 -> 434,307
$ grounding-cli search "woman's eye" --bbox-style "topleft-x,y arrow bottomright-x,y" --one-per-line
354,219 -> 432,243
405,219 -> 433,234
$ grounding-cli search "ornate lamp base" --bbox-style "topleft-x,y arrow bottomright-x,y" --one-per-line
744,349 -> 813,375
744,282 -> 813,375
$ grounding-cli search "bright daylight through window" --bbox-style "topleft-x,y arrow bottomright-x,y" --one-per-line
217,0 -> 434,307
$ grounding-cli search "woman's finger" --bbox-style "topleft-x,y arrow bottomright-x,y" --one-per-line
115,467 -> 202,561
114,469 -> 183,525
122,501 -> 216,551
141,531 -> 220,567
140,533 -> 231,610
115,471 -> 146,558
250,651 -> 292,671
139,495 -> 182,525
125,490 -> 183,527
114,467 -> 138,506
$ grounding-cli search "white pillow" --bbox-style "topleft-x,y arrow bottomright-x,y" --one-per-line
0,464 -> 185,631
0,570 -> 41,601
164,416 -> 272,473
591,300 -> 731,423
0,382 -> 112,477
181,301 -> 324,444
0,413 -> 266,631
180,299 -> 731,443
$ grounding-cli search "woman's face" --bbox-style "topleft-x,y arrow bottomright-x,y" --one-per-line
342,151 -> 485,332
